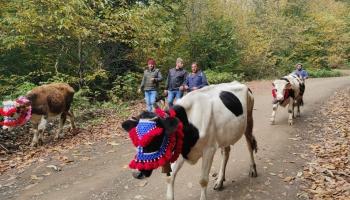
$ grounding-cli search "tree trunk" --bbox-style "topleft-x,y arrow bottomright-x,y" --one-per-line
78,37 -> 83,89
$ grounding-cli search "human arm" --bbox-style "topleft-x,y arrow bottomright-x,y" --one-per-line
139,72 -> 146,93
154,70 -> 163,82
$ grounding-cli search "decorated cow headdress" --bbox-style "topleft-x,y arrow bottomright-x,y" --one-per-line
127,108 -> 184,171
0,96 -> 32,129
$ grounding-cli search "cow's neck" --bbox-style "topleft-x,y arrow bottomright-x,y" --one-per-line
172,105 -> 200,159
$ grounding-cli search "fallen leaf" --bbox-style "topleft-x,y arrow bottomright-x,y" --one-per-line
283,176 -> 295,182
108,141 -> 120,146
46,165 -> 61,171
31,175 -> 43,180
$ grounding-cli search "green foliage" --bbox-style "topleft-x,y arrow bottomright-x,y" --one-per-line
108,72 -> 142,103
308,69 -> 342,78
205,70 -> 244,84
1,0 -> 349,105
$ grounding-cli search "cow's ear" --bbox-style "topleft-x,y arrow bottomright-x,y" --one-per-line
160,117 -> 179,135
286,83 -> 291,89
121,118 -> 138,132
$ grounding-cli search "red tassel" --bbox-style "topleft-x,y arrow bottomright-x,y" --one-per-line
128,128 -> 139,146
0,107 -> 17,116
272,88 -> 277,98
155,108 -> 166,118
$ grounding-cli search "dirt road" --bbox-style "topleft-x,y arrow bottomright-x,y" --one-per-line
1,76 -> 350,200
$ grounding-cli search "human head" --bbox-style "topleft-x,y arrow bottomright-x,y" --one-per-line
296,63 -> 302,71
147,58 -> 156,69
191,62 -> 199,73
176,58 -> 183,68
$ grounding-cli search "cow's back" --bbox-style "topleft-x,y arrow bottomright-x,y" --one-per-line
27,83 -> 75,115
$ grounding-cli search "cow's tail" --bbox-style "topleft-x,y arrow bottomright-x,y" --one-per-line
245,88 -> 257,153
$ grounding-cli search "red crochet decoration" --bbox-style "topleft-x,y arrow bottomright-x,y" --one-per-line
128,126 -> 164,147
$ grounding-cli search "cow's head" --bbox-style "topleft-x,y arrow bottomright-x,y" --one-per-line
122,109 -> 183,179
272,79 -> 291,102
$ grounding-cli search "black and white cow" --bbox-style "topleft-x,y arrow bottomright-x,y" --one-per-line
122,81 -> 257,200
270,74 -> 304,125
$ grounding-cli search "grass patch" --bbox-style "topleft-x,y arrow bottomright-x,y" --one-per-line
308,68 -> 342,78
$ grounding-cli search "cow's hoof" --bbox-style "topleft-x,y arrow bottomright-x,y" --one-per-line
30,142 -> 37,148
38,139 -> 43,146
132,171 -> 146,179
213,181 -> 224,190
288,121 -> 293,126
270,120 -> 275,125
249,165 -> 258,177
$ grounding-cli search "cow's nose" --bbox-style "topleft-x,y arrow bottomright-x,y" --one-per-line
276,95 -> 284,101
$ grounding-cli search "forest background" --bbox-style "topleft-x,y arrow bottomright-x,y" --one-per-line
1,0 -> 349,105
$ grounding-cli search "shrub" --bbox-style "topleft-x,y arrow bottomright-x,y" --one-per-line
205,69 -> 244,84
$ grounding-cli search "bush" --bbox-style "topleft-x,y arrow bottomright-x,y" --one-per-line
108,72 -> 142,103
205,70 -> 244,84
308,68 -> 342,78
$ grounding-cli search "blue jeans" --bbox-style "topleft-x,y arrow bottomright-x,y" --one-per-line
144,90 -> 157,112
167,90 -> 183,107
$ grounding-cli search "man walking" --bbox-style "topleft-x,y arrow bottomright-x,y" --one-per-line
164,58 -> 188,107
139,58 -> 163,111
184,62 -> 208,92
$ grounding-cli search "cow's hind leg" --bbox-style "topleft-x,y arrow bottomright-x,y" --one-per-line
67,111 -> 76,130
245,112 -> 258,177
166,156 -> 185,200
56,113 -> 67,139
200,147 -> 216,200
214,146 -> 230,190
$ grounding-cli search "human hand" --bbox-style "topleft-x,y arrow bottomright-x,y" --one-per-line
192,87 -> 198,90
137,88 -> 141,94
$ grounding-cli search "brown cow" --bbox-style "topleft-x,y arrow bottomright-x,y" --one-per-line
18,83 -> 76,146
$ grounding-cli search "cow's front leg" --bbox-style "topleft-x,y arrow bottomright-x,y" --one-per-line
166,156 -> 184,200
214,146 -> 230,190
296,100 -> 301,117
38,116 -> 47,145
31,127 -> 39,147
288,98 -> 294,125
200,147 -> 216,200
270,104 -> 278,125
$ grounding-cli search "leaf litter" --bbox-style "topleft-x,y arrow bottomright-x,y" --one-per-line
299,88 -> 350,200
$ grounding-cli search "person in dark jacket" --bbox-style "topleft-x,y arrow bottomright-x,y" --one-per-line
164,58 -> 188,107
184,62 -> 208,92
138,58 -> 163,111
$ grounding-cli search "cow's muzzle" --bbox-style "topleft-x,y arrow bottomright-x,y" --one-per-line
132,170 -> 153,179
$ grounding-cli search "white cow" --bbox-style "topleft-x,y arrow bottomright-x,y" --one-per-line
270,74 -> 304,125
122,81 -> 257,200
